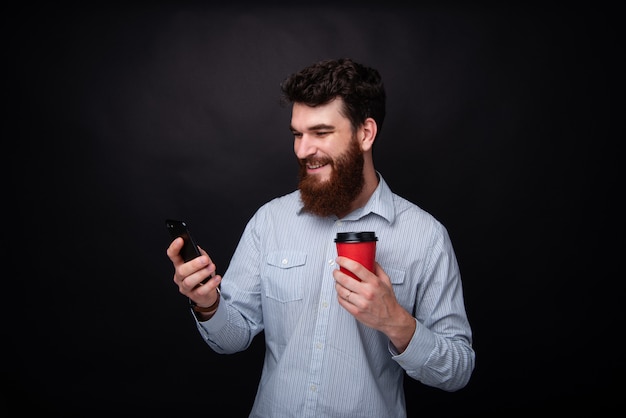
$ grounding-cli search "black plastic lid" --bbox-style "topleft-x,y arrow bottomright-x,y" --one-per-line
334,231 -> 378,243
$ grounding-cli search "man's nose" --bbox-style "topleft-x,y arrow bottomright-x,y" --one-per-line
294,135 -> 317,159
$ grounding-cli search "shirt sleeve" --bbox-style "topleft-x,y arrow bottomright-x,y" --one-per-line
192,211 -> 266,354
391,224 -> 475,392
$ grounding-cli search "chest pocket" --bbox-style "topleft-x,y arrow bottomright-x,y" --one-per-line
385,266 -> 415,313
262,251 -> 307,303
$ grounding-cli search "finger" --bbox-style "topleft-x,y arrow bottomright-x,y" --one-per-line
198,245 -> 210,257
194,274 -> 222,297
166,237 -> 185,262
334,278 -> 357,302
335,256 -> 372,282
185,259 -> 217,289
373,262 -> 392,287
197,248 -> 217,279
172,253 -> 211,286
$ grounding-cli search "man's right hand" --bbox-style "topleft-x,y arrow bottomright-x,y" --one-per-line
167,237 -> 222,311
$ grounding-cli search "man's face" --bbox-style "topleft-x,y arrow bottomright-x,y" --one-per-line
290,99 -> 364,217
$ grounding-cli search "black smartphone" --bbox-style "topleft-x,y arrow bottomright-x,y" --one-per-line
165,219 -> 202,263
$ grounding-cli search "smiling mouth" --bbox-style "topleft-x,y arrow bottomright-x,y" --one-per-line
306,161 -> 328,170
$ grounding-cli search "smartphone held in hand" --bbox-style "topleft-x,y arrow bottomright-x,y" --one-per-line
165,219 -> 202,263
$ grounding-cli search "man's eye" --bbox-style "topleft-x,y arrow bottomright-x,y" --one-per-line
293,133 -> 303,138
316,131 -> 330,137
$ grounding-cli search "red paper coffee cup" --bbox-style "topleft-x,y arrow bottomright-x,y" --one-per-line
335,231 -> 378,281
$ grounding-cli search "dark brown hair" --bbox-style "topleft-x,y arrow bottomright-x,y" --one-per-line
280,58 -> 386,135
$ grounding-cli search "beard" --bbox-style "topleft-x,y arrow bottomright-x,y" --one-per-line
298,136 -> 365,217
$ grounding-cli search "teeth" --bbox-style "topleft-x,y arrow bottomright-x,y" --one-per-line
307,162 -> 326,169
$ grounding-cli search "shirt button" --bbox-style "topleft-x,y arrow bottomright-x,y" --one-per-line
321,301 -> 329,308
335,220 -> 342,226
281,258 -> 288,265
328,259 -> 335,266
315,342 -> 322,349
310,385 -> 317,392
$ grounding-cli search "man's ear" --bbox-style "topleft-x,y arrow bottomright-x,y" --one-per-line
359,117 -> 377,152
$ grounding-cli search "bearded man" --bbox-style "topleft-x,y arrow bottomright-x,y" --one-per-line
167,58 -> 475,418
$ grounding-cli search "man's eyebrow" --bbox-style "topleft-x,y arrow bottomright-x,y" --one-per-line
309,124 -> 335,131
290,124 -> 335,132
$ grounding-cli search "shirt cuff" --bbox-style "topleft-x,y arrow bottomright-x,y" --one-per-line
390,318 -> 436,372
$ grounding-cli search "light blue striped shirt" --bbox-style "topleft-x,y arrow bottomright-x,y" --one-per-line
196,173 -> 475,417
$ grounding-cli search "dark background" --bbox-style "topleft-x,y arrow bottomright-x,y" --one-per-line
7,3 -> 622,416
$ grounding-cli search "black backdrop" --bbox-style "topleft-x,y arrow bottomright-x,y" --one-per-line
7,3 -> 622,416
